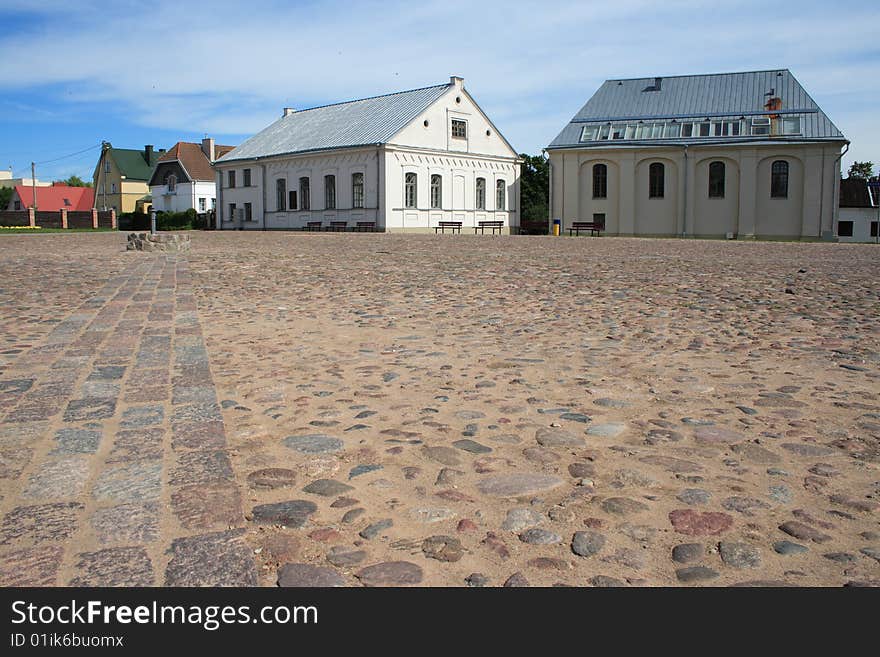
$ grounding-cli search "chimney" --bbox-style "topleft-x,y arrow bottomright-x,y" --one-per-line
144,145 -> 153,164
283,108 -> 296,117
450,75 -> 464,87
201,137 -> 215,161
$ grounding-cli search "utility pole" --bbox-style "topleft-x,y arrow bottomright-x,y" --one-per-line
31,162 -> 37,210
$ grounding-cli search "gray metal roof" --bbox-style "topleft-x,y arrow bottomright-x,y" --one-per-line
548,69 -> 846,149
218,84 -> 451,162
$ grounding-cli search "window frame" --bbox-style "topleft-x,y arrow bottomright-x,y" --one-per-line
837,220 -> 854,237
228,170 -> 236,188
496,179 -> 506,211
430,174 -> 442,209
198,197 -> 206,212
475,177 -> 486,210
404,172 -> 417,209
243,168 -> 251,187
276,178 -> 286,211
244,202 -> 252,222
770,160 -> 789,199
288,190 -> 298,210
708,161 -> 725,199
324,174 -> 336,210
299,177 -> 310,210
451,119 -> 467,139
648,162 -> 665,199
592,163 -> 608,199
352,172 -> 364,209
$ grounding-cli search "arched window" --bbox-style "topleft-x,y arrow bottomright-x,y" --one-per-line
299,177 -> 310,210
475,177 -> 486,210
648,162 -> 664,198
430,174 -> 442,209
593,163 -> 607,199
276,178 -> 286,211
166,174 -> 176,192
324,174 -> 336,209
352,172 -> 364,209
708,161 -> 725,198
404,172 -> 417,208
771,160 -> 789,198
496,179 -> 506,211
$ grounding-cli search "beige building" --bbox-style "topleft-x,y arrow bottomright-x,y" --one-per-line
547,70 -> 848,240
92,143 -> 163,213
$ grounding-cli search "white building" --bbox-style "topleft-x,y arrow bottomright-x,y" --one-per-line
214,77 -> 520,232
0,170 -> 52,188
838,178 -> 879,243
148,138 -> 233,214
547,70 -> 849,240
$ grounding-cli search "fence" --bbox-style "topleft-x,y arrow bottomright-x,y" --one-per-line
0,209 -> 116,229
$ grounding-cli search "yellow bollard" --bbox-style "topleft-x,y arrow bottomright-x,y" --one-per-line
552,218 -> 561,236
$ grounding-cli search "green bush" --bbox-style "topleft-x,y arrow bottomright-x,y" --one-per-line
156,208 -> 198,231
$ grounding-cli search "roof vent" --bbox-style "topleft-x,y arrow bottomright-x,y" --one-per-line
283,108 -> 296,117
642,77 -> 662,92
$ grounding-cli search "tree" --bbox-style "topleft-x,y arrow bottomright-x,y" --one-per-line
59,175 -> 92,187
519,153 -> 549,234
0,186 -> 13,210
847,161 -> 873,180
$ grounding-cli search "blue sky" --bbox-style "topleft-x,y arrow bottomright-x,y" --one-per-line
1,0 -> 877,182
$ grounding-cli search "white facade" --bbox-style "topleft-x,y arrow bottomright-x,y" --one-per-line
215,77 -> 520,232
150,180 -> 217,214
838,207 -> 878,243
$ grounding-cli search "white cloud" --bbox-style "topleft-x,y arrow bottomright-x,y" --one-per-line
0,0 -> 877,166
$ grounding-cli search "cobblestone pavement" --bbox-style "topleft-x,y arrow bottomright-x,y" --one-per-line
0,232 -> 878,587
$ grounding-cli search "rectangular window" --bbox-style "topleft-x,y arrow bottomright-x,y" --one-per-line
624,125 -> 637,139
475,177 -> 486,210
681,123 -> 694,138
111,183 -> 116,194
580,125 -> 600,142
496,179 -> 506,211
651,123 -> 664,139
229,202 -> 236,221
593,213 -> 605,227
244,202 -> 252,222
782,117 -> 801,135
636,124 -> 651,139
14,201 -> 21,210
430,174 -> 441,209
276,179 -> 286,211
228,170 -> 236,188
649,163 -> 665,199
352,173 -> 364,209
871,221 -> 878,237
612,125 -> 625,140
300,177 -> 310,210
664,123 -> 680,138
243,169 -> 251,187
451,119 -> 467,139
211,198 -> 216,209
198,197 -> 206,212
751,117 -> 771,136
699,122 -> 710,137
288,190 -> 297,210
838,221 -> 854,237
324,175 -> 336,209
731,121 -> 741,136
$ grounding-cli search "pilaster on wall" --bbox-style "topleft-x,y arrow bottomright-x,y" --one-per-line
618,154 -> 636,235
801,152 -> 823,238
737,151 -> 757,238
682,151 -> 696,236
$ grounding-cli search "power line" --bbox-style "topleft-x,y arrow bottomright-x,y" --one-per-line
34,142 -> 102,165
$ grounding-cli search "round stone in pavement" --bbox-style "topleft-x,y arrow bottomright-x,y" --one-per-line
251,500 -> 317,528
676,566 -> 719,583
283,434 -> 343,454
503,572 -> 530,587
586,423 -> 627,438
672,543 -> 704,563
326,546 -> 367,567
519,528 -> 562,545
356,561 -> 423,586
247,468 -> 297,490
571,530 -> 606,557
466,573 -> 489,587
476,473 -> 564,497
601,497 -> 649,515
693,426 -> 744,445
422,535 -> 464,562
677,489 -> 711,505
773,541 -> 808,555
302,479 -> 354,497
452,439 -> 492,454
535,427 -> 585,447
277,563 -> 346,587
501,508 -> 544,532
781,443 -> 834,457
668,509 -> 734,536
719,542 -> 761,569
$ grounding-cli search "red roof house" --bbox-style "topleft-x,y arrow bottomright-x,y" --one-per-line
7,184 -> 95,212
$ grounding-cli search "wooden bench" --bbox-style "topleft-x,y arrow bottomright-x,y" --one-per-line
329,221 -> 348,232
568,220 -> 604,236
355,221 -> 376,232
434,221 -> 463,234
306,221 -> 323,231
474,220 -> 504,234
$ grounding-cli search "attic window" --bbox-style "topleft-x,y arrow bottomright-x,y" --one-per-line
451,119 -> 467,139
751,117 -> 771,136
63,198 -> 71,207
642,77 -> 663,92
782,117 -> 801,135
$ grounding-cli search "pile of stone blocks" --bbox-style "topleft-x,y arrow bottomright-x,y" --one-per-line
126,232 -> 192,252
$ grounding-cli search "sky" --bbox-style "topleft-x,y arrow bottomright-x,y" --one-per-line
1,0 -> 878,183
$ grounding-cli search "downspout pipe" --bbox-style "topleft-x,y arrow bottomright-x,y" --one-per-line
543,149 -> 552,235
260,163 -> 268,231
682,144 -> 688,237
828,142 -> 849,238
